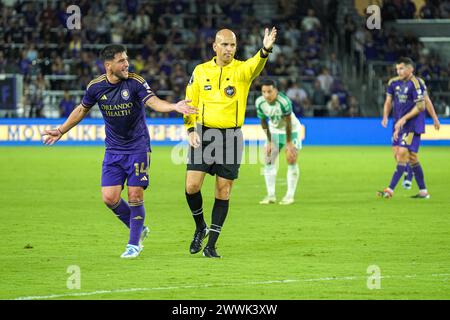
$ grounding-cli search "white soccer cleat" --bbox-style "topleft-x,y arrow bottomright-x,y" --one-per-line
120,244 -> 141,259
259,195 -> 276,204
279,196 -> 294,205
139,226 -> 150,251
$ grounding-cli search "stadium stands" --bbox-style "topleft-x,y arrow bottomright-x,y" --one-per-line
0,0 -> 449,119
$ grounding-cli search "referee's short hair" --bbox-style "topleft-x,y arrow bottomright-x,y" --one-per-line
100,44 -> 127,62
261,79 -> 277,88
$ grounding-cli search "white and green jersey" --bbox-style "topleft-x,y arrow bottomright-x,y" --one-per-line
255,92 -> 302,134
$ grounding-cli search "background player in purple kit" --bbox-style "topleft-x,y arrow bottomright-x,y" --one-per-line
382,72 -> 440,190
378,57 -> 432,199
42,45 -> 197,258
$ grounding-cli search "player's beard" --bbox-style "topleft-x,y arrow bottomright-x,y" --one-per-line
115,69 -> 129,80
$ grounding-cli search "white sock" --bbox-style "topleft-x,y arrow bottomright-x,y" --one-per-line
264,164 -> 277,197
286,164 -> 299,198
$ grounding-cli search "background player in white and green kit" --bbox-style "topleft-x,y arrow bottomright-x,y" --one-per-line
256,79 -> 302,205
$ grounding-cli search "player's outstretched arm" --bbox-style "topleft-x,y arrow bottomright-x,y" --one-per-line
425,95 -> 440,130
146,96 -> 197,115
41,104 -> 89,145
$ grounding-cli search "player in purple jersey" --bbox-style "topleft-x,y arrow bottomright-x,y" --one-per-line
382,73 -> 440,190
378,57 -> 437,199
42,45 -> 197,258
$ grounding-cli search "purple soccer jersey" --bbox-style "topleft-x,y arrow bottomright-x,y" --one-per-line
386,76 -> 427,134
81,73 -> 155,154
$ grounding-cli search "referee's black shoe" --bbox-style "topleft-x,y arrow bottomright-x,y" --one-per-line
190,227 -> 209,254
203,246 -> 221,258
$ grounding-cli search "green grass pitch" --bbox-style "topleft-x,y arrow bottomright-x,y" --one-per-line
1,145 -> 449,300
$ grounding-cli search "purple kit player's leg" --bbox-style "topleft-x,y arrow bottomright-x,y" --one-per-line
388,163 -> 408,191
125,152 -> 151,249
408,135 -> 430,198
128,199 -> 146,246
378,130 -> 412,198
102,153 -> 131,227
108,199 -> 131,228
402,164 -> 413,189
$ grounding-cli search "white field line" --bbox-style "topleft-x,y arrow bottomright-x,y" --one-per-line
12,273 -> 450,300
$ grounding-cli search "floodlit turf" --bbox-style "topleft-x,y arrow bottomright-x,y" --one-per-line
0,145 -> 449,300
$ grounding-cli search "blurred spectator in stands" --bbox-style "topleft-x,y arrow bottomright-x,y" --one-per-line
311,79 -> 326,108
278,77 -> 288,93
384,37 -> 400,63
286,81 -> 309,108
326,94 -> 344,117
381,0 -> 399,21
346,96 -> 361,117
326,0 -> 338,41
111,23 -> 124,44
19,50 -> 32,75
273,54 -> 289,76
343,14 -> 356,55
170,63 -> 188,92
59,90 -> 77,118
304,36 -> 321,63
96,13 -> 111,43
26,73 -> 47,118
302,60 -> 317,79
134,10 -> 151,38
364,31 -> 378,61
353,24 -> 366,68
284,20 -> 301,48
420,0 -> 439,18
326,52 -> 341,77
417,56 -> 432,79
398,0 -> 417,19
25,44 -> 38,62
0,51 -> 7,73
331,80 -> 349,110
317,67 -> 334,97
69,34 -> 82,57
440,0 -> 450,18
301,9 -> 321,32
132,54 -> 146,74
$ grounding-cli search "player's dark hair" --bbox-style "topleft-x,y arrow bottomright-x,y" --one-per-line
396,57 -> 415,68
261,79 -> 277,88
100,44 -> 127,62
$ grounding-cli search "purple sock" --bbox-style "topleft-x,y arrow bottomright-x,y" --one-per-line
128,201 -> 146,246
389,163 -> 407,190
411,162 -> 426,190
405,163 -> 413,182
108,199 -> 130,228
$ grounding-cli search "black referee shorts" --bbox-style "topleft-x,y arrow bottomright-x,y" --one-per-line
187,125 -> 244,180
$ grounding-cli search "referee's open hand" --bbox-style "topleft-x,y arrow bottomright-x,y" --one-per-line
263,27 -> 277,51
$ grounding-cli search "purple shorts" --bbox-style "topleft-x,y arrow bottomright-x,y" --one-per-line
391,130 -> 421,153
101,152 -> 151,189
